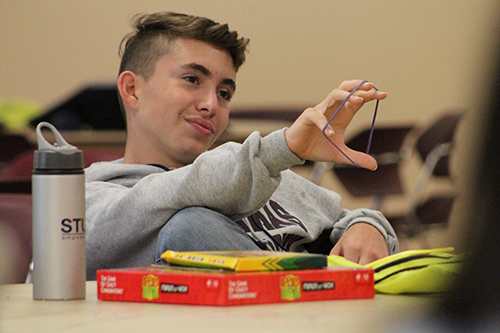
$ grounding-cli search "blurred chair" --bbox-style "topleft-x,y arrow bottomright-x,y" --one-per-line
411,112 -> 463,195
0,193 -> 32,284
387,112 -> 463,240
0,148 -> 123,193
0,133 -> 35,168
0,178 -> 32,194
218,107 -> 305,145
0,150 -> 34,179
388,194 -> 456,238
314,124 -> 414,209
0,146 -> 34,193
230,107 -> 303,123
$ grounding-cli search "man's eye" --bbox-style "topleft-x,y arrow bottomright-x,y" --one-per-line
218,90 -> 232,102
183,75 -> 199,84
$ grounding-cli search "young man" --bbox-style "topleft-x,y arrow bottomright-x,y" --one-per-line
85,12 -> 398,280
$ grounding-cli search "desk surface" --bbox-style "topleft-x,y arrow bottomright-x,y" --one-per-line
0,281 -> 434,333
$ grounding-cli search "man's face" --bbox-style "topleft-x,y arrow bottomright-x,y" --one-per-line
129,38 -> 236,167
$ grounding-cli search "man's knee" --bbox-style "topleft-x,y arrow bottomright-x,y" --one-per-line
157,207 -> 239,251
156,207 -> 259,263
163,207 -> 226,236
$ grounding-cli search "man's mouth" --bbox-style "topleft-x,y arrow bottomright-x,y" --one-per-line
185,117 -> 215,136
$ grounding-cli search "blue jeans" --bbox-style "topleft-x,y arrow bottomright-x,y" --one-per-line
155,207 -> 261,264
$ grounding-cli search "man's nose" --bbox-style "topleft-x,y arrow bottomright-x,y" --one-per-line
197,89 -> 219,116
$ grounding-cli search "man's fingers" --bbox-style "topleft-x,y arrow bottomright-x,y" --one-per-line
329,243 -> 341,256
318,82 -> 386,115
346,150 -> 378,171
354,89 -> 388,103
338,79 -> 372,91
300,107 -> 336,136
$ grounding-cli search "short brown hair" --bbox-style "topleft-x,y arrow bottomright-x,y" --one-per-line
119,12 -> 250,80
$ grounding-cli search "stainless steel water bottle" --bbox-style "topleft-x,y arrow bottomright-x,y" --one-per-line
32,122 -> 86,300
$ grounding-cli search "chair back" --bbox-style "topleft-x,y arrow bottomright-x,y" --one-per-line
0,149 -> 123,193
0,134 -> 34,165
0,193 -> 32,284
386,112 -> 463,242
332,124 -> 414,208
0,148 -> 123,178
416,112 -> 463,177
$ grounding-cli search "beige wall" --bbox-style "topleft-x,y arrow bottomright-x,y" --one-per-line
1,1 -> 499,249
1,1 -> 498,126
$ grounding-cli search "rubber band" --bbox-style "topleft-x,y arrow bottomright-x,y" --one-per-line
321,80 -> 380,167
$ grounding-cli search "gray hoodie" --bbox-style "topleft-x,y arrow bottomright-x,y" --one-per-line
85,129 -> 399,280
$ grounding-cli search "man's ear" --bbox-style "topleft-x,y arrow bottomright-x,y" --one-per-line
117,71 -> 140,111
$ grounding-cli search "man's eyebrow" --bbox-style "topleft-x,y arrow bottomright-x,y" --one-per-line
222,78 -> 236,93
183,63 -> 236,92
184,63 -> 211,77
